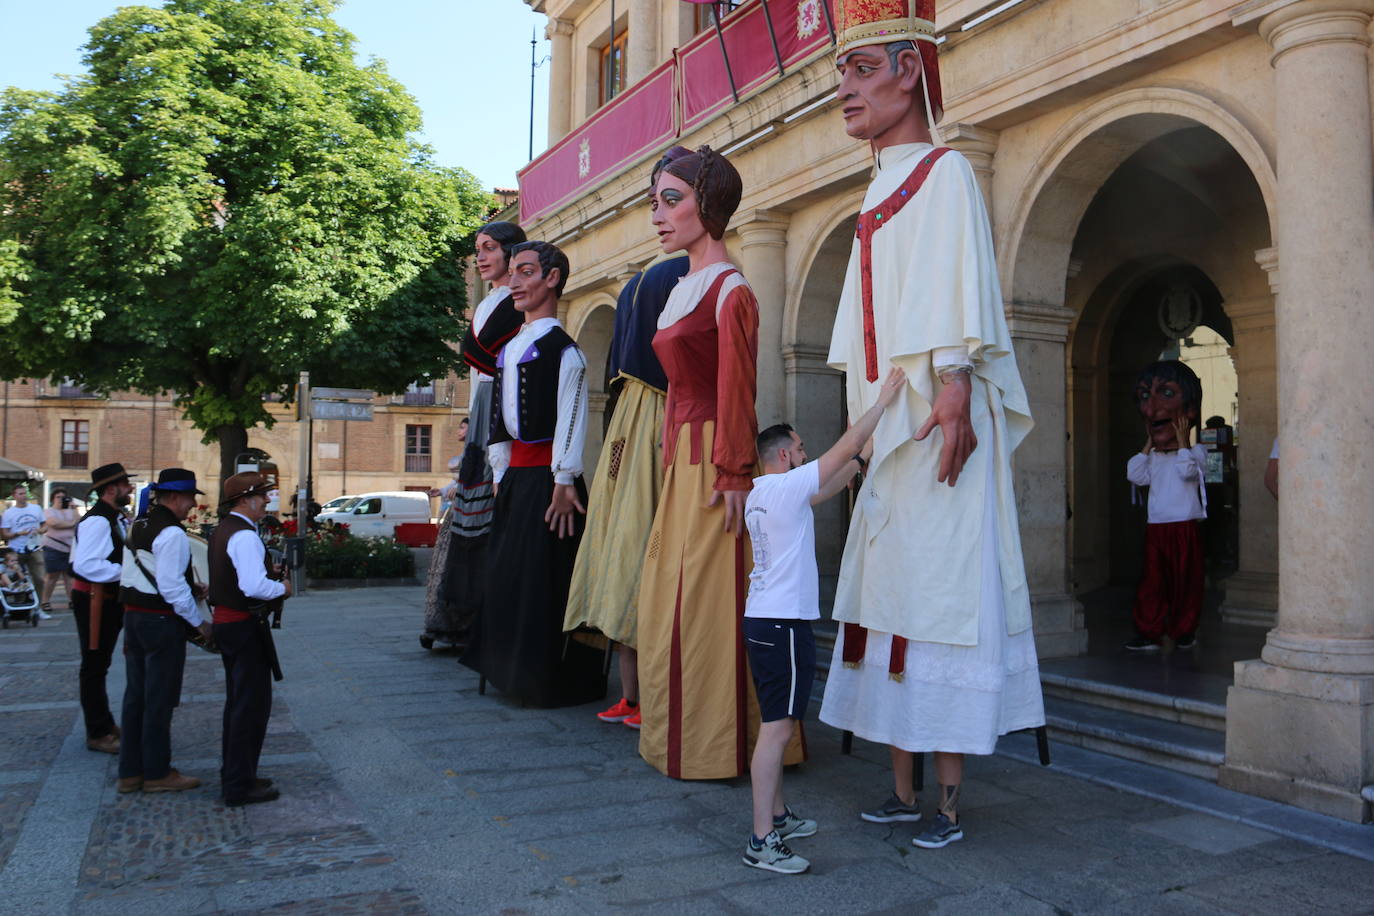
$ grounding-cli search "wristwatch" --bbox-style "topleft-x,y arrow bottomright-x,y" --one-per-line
853,454 -> 868,475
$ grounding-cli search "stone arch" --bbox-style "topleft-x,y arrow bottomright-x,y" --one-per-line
782,189 -> 866,349
1003,86 -> 1278,310
998,86 -> 1281,660
784,194 -> 864,599
570,296 -> 618,479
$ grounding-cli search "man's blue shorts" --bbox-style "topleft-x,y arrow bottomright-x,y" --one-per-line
743,618 -> 815,723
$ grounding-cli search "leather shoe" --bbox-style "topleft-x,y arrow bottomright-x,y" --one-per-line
86,733 -> 120,754
143,769 -> 202,793
225,785 -> 280,807
116,776 -> 143,793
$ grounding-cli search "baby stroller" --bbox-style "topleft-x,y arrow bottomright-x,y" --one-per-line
1,574 -> 40,628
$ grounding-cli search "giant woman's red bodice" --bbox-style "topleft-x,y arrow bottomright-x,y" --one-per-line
650,267 -> 759,492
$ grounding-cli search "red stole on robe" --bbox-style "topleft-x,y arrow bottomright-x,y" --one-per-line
844,146 -> 953,679
854,146 -> 952,382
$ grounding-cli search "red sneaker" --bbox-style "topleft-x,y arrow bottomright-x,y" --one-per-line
597,698 -> 638,723
623,711 -> 642,730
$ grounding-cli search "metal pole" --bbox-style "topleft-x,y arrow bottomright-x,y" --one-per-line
759,0 -> 786,78
528,28 -> 536,161
296,370 -> 310,594
713,5 -> 740,103
820,0 -> 837,44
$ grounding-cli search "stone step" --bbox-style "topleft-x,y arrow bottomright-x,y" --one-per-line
1044,695 -> 1226,781
1039,657 -> 1228,733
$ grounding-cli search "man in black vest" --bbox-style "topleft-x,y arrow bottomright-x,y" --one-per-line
460,240 -> 605,707
71,462 -> 134,754
210,472 -> 290,807
116,468 -> 211,793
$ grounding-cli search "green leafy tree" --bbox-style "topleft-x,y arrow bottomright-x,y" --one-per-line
0,0 -> 491,483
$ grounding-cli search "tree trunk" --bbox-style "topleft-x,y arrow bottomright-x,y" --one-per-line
215,424 -> 249,496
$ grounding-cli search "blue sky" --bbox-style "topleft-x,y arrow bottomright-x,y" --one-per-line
0,0 -> 551,190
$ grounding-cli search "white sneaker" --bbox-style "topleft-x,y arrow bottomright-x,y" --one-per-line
742,830 -> 810,874
36,609 -> 53,620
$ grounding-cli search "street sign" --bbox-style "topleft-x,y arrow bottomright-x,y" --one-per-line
311,400 -> 374,421
310,387 -> 375,401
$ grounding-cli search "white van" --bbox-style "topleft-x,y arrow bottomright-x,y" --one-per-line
316,491 -> 431,538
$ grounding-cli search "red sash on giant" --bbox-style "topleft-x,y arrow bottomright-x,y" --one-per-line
844,147 -> 952,679
854,147 -> 952,382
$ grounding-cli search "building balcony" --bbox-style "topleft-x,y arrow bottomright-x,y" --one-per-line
519,0 -> 839,227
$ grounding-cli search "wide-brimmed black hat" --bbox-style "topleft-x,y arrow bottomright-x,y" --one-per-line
150,467 -> 204,495
90,463 -> 132,489
219,471 -> 273,508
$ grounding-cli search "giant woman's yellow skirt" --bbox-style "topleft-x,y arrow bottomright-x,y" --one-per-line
563,377 -> 665,647
636,420 -> 806,779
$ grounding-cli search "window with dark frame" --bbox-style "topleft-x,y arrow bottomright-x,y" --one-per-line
598,28 -> 629,105
404,424 -> 432,473
694,1 -> 741,34
61,419 -> 90,469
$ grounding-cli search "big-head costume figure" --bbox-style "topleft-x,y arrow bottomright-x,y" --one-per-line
817,0 -> 1045,848
1125,360 -> 1208,652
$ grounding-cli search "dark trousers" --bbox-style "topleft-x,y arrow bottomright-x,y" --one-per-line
71,591 -> 124,739
118,611 -> 188,780
215,618 -> 272,802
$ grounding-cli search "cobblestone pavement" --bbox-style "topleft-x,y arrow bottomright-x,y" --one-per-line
1,587 -> 1372,915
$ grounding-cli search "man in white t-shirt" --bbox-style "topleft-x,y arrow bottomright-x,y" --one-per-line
3,484 -> 48,590
740,366 -> 906,876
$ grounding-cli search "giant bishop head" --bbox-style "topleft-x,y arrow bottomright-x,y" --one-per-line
834,0 -> 945,145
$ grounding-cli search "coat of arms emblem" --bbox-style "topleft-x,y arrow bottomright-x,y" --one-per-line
797,0 -> 822,39
578,137 -> 591,179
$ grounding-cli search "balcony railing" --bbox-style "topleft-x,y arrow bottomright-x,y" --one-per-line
404,454 -> 432,474
518,0 -> 836,225
61,451 -> 89,469
402,391 -> 436,406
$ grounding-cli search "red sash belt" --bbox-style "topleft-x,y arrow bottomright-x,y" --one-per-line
842,623 -> 908,682
124,604 -> 173,616
212,604 -> 252,624
72,580 -> 92,594
510,440 -> 553,468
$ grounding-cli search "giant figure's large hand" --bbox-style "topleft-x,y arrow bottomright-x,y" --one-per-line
709,489 -> 748,538
545,483 -> 586,539
914,372 -> 978,486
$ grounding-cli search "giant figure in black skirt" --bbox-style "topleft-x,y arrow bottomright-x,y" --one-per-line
460,241 -> 606,707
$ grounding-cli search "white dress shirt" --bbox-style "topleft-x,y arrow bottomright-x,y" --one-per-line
121,524 -> 203,626
487,317 -> 588,486
225,512 -> 286,601
1127,445 -> 1209,524
72,509 -> 129,584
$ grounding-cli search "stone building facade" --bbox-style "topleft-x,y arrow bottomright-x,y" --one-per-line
519,0 -> 1374,821
3,377 -> 471,509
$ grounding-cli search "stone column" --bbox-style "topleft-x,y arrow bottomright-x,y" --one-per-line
1007,302 -> 1085,659
734,209 -> 790,425
1221,0 -> 1374,823
627,0 -> 660,84
546,18 -> 575,144
942,123 -> 1000,212
1220,253 -> 1280,626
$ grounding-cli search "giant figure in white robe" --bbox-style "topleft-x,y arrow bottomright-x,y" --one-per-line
818,108 -> 1045,756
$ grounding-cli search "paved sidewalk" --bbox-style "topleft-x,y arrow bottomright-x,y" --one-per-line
1,587 -> 1372,914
